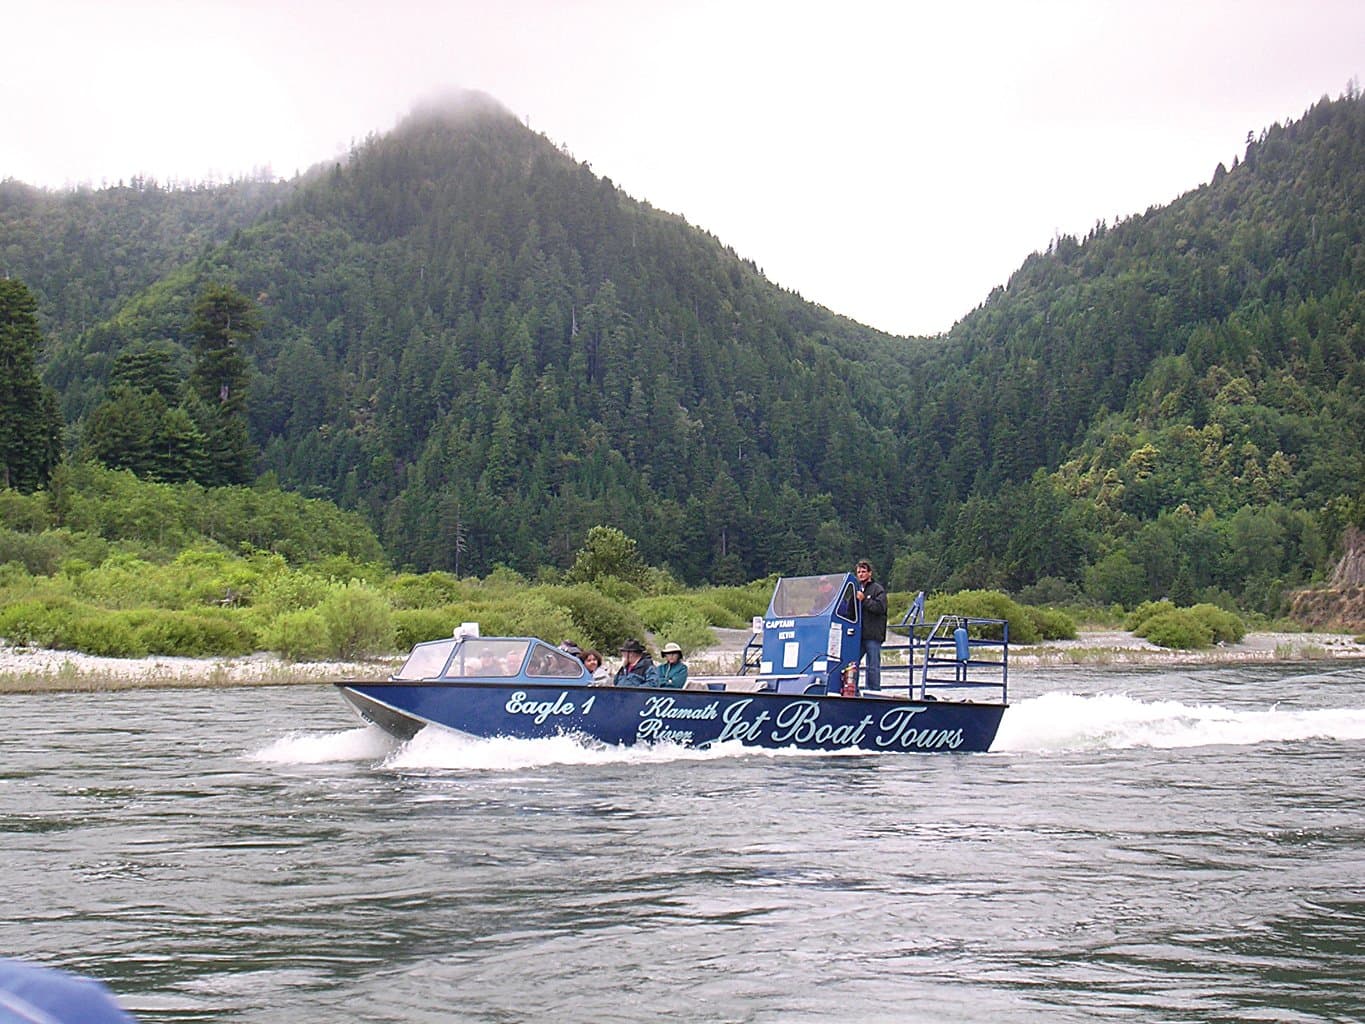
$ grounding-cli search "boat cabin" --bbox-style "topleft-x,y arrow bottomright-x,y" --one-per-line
756,571 -> 863,689
395,636 -> 589,683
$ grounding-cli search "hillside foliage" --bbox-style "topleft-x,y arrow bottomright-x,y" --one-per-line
3,88 -> 1364,617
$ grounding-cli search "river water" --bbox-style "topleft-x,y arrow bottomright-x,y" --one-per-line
2,662 -> 1364,1023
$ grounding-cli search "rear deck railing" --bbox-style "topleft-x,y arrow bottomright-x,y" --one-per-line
735,591 -> 1008,704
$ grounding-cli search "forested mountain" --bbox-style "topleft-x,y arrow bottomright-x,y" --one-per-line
21,93 -> 916,583
897,90 -> 1365,612
0,175 -> 291,341
5,88 -> 1364,610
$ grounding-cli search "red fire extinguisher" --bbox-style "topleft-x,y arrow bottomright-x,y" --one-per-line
840,662 -> 858,696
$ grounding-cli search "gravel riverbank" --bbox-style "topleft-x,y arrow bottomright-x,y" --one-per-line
2,629 -> 1363,694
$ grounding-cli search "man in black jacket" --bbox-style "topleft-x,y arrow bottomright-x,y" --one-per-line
613,638 -> 658,687
855,560 -> 887,692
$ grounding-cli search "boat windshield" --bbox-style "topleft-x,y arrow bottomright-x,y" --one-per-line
441,638 -> 530,678
770,574 -> 849,618
394,639 -> 459,681
527,642 -> 587,678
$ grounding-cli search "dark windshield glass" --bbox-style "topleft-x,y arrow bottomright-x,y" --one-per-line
835,582 -> 857,621
770,574 -> 847,618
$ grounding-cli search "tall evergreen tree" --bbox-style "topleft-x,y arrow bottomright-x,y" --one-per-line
188,284 -> 261,484
0,279 -> 63,492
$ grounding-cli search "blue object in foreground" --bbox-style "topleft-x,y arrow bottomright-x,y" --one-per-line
0,958 -> 136,1024
337,573 -> 1010,754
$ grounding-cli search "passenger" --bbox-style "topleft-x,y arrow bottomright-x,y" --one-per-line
613,638 -> 658,687
854,559 -> 888,692
559,640 -> 582,659
656,641 -> 688,688
582,649 -> 611,685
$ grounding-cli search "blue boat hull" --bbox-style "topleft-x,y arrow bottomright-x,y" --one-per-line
336,681 -> 1005,754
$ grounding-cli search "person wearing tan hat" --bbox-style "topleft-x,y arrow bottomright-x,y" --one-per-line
656,641 -> 688,689
613,638 -> 658,687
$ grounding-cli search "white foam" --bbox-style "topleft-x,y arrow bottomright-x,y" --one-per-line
381,727 -> 867,772
994,691 -> 1365,752
249,724 -> 400,764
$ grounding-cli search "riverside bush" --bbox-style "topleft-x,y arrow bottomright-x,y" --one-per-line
704,583 -> 770,622
126,609 -> 256,657
653,610 -> 714,656
0,528 -> 69,576
926,590 -> 1041,644
385,572 -> 471,610
537,585 -> 646,651
1188,603 -> 1245,644
64,613 -> 148,658
474,596 -> 577,646
1024,606 -> 1078,641
0,598 -> 78,647
635,594 -> 745,632
74,554 -> 176,610
1136,609 -> 1214,649
251,568 -> 334,619
1125,600 -> 1177,632
318,581 -> 395,658
263,608 -> 332,660
392,608 -> 462,649
0,488 -> 50,532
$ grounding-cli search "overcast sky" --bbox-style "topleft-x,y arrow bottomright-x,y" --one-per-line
5,1 -> 1362,337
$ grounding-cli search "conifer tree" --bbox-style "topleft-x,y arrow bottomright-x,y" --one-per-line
0,279 -> 63,492
187,284 -> 260,484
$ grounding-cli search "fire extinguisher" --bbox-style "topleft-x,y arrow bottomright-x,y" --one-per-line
840,662 -> 858,696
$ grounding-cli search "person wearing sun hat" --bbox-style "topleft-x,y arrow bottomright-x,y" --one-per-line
656,641 -> 688,688
613,638 -> 658,687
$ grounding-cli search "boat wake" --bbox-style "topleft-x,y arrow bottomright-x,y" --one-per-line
250,693 -> 1365,767
385,727 -> 868,771
250,725 -> 401,764
994,691 -> 1365,752
250,723 -> 866,771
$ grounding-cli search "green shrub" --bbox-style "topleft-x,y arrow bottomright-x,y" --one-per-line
473,595 -> 577,646
0,488 -> 51,532
384,571 -> 471,609
926,590 -> 1040,644
318,581 -> 395,658
128,609 -> 257,657
73,554 -> 169,609
0,561 -> 32,590
654,610 -> 715,657
1016,576 -> 1080,606
1024,606 -> 1078,641
0,599 -> 78,648
392,608 -> 462,649
160,547 -> 263,609
584,574 -> 645,604
1125,600 -> 1177,632
251,569 -> 334,618
0,528 -> 72,576
633,596 -> 693,632
1188,603 -> 1245,644
63,614 -> 149,658
263,608 -> 332,661
704,583 -> 771,622
537,585 -> 646,651
635,594 -> 747,631
309,554 -> 388,584
1136,609 -> 1214,650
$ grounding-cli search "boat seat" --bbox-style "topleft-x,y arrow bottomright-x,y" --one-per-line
774,675 -> 824,695
699,677 -> 772,693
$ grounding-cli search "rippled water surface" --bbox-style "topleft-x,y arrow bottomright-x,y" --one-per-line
3,663 -> 1365,1022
